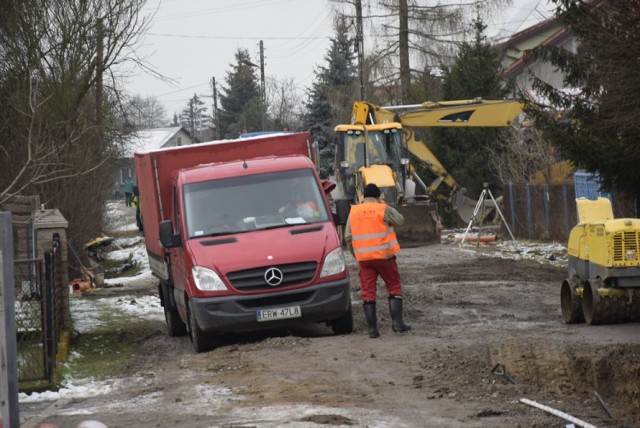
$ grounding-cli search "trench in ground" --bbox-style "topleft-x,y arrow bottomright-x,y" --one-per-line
487,340 -> 640,425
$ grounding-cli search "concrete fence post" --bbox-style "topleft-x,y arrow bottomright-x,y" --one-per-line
0,212 -> 20,427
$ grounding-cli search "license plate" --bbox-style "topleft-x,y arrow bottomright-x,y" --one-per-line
256,305 -> 301,322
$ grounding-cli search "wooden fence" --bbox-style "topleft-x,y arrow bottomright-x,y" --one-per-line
500,182 -> 637,242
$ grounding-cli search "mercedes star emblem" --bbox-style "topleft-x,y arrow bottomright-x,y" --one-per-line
264,267 -> 284,286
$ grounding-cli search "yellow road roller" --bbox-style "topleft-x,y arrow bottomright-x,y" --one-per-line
561,197 -> 640,324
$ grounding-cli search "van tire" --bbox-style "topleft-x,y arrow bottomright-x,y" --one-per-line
161,285 -> 187,337
188,301 -> 216,353
164,302 -> 187,337
331,301 -> 353,335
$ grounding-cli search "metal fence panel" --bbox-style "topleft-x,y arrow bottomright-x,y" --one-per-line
14,259 -> 46,383
503,182 -> 635,242
14,235 -> 62,388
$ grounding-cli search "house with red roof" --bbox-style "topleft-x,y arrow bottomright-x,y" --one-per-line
498,17 -> 576,104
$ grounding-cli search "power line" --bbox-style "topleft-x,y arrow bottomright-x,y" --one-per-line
150,0 -> 300,23
267,11 -> 334,64
146,32 -> 329,40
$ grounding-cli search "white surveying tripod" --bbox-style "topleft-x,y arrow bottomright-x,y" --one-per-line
459,182 -> 515,247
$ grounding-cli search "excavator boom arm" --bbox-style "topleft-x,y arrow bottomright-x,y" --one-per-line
399,100 -> 524,127
352,98 -> 525,196
353,98 -> 524,127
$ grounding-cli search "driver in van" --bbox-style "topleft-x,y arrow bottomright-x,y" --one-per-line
278,181 -> 319,219
279,198 -> 319,218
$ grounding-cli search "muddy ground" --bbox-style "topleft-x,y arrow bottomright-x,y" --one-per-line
20,210 -> 640,427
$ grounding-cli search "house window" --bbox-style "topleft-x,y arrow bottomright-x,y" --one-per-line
177,137 -> 182,146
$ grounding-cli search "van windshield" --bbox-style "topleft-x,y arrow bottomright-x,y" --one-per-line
183,168 -> 330,239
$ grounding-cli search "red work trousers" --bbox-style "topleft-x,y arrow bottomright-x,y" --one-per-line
357,257 -> 402,302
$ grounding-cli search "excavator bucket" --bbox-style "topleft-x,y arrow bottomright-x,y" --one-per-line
393,202 -> 441,247
355,164 -> 441,246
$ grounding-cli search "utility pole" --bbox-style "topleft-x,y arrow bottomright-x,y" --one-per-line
259,40 -> 266,131
189,98 -> 195,139
355,0 -> 365,100
240,43 -> 266,131
211,77 -> 220,139
399,0 -> 410,104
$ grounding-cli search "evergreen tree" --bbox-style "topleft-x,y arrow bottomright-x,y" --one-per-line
218,48 -> 263,138
304,78 -> 333,177
303,16 -> 356,178
407,67 -> 443,104
180,93 -> 208,139
527,0 -> 640,201
430,17 -> 508,200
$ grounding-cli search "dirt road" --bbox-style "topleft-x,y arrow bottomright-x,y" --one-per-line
19,210 -> 640,427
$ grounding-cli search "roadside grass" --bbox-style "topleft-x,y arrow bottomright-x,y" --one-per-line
57,201 -> 158,383
64,307 -> 163,381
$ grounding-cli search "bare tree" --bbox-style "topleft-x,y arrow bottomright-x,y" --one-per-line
0,0 -> 153,205
335,0 -> 512,103
0,0 -> 154,269
488,126 -> 568,184
124,95 -> 168,130
266,76 -> 303,130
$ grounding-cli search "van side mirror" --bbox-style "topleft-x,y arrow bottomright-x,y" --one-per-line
321,179 -> 337,195
159,220 -> 182,248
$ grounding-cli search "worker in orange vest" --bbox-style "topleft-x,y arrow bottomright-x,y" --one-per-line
345,183 -> 411,338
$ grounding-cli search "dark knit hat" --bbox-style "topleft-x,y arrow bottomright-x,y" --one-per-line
363,183 -> 381,198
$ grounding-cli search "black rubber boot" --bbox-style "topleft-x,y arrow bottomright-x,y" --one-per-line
363,301 -> 380,338
388,296 -> 412,332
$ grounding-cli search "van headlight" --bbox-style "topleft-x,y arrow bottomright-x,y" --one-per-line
192,266 -> 227,291
320,247 -> 346,277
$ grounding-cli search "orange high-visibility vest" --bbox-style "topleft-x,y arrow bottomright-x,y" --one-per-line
350,202 -> 400,261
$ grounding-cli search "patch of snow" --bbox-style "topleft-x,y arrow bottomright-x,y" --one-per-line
19,378 -> 118,403
485,240 -> 567,266
99,202 -> 154,285
442,228 -> 567,266
70,297 -> 107,333
70,294 -> 163,334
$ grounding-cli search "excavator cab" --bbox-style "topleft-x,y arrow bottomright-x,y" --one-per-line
333,124 -> 408,204
332,123 -> 440,246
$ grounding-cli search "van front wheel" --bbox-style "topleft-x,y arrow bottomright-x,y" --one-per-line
164,303 -> 188,337
162,287 -> 187,337
331,301 -> 353,335
187,301 -> 216,353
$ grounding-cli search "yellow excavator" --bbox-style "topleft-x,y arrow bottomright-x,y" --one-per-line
331,98 -> 526,246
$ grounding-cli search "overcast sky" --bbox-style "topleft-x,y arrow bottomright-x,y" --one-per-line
123,0 -> 553,118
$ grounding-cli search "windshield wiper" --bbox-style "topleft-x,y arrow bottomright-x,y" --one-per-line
257,224 -> 291,231
194,230 -> 249,238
